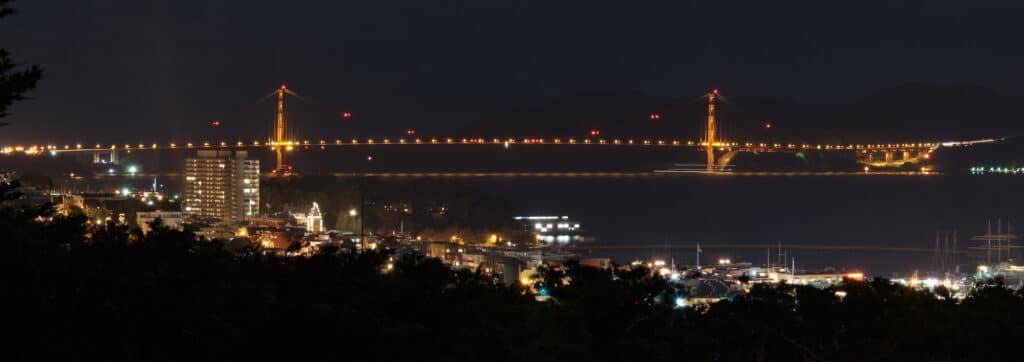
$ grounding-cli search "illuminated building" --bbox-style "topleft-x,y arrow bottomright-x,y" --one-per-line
307,202 -> 323,234
768,271 -> 859,287
293,212 -> 307,229
136,210 -> 184,234
976,263 -> 1024,286
514,215 -> 582,244
54,194 -> 85,216
183,150 -> 260,223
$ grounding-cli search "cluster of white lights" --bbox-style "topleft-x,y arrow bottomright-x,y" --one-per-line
970,166 -> 1024,174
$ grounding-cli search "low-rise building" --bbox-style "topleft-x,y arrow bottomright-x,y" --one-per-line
197,223 -> 239,240
307,202 -> 323,234
769,271 -> 861,287
136,210 -> 184,234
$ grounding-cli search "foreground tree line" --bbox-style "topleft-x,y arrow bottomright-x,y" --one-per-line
2,186 -> 1023,361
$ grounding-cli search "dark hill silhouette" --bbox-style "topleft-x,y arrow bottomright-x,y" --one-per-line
461,89 -> 673,138
459,84 -> 1024,143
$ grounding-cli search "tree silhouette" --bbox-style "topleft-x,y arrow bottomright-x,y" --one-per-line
0,0 -> 43,126
6,190 -> 1024,361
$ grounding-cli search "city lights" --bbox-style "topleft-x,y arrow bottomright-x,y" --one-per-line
0,3 -> 1020,359
675,297 -> 687,308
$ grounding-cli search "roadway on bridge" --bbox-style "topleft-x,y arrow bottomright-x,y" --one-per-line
92,170 -> 938,179
7,137 -> 939,155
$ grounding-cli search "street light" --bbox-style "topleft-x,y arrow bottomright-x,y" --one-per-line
349,208 -> 358,217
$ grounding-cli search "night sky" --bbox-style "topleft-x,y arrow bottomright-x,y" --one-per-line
2,0 -> 1023,143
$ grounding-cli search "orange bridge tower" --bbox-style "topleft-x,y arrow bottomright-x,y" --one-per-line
705,89 -> 719,170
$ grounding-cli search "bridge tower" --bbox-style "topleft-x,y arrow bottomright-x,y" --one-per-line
274,85 -> 287,172
705,89 -> 719,170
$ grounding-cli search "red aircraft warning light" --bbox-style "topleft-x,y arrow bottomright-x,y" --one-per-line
649,113 -> 661,120
281,84 -> 287,90
764,121 -> 773,129
342,112 -> 352,119
406,129 -> 416,135
589,129 -> 600,136
211,120 -> 221,126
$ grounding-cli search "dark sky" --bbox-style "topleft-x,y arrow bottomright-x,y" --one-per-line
2,0 -> 1023,143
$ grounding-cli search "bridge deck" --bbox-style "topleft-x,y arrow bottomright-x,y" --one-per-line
3,137 -> 939,155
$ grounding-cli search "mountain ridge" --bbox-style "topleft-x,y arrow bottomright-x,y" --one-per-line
459,83 -> 1024,143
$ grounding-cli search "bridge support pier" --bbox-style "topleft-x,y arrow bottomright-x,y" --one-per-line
109,149 -> 118,164
276,148 -> 283,172
706,147 -> 715,170
93,152 -> 101,164
856,147 -> 934,169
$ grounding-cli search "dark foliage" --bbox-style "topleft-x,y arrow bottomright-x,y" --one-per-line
0,0 -> 44,125
261,175 -> 525,241
3,184 -> 1024,361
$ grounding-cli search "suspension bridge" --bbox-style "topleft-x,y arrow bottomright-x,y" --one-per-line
1,87 -> 947,172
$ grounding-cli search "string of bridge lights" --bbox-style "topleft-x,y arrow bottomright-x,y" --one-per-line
2,138 -> 940,156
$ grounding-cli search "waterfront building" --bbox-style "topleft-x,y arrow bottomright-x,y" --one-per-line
514,215 -> 583,244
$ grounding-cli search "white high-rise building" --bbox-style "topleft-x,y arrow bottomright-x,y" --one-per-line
307,202 -> 323,234
183,150 -> 260,223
